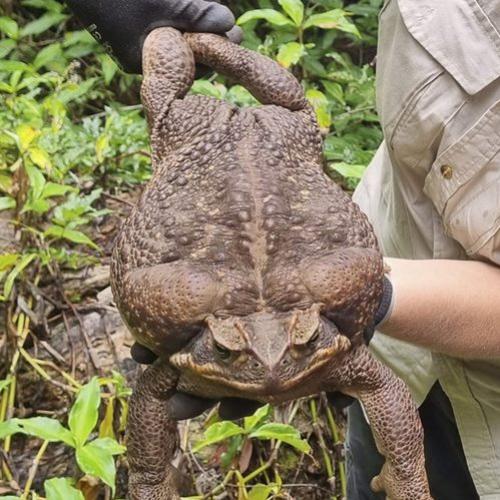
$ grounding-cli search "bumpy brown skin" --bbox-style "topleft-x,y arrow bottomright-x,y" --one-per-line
110,28 -> 431,500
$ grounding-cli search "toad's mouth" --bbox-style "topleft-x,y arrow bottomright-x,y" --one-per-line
170,335 -> 351,396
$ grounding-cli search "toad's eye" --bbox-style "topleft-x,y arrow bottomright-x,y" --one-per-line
308,328 -> 320,344
214,342 -> 231,360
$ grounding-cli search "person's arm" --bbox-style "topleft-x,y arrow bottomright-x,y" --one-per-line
379,258 -> 500,358
65,0 -> 236,72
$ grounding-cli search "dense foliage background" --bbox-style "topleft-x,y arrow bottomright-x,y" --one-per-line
0,1 -> 383,498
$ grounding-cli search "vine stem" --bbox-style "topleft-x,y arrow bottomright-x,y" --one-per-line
22,440 -> 49,499
325,402 -> 347,498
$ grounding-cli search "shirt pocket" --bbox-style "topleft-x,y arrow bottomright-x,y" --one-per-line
377,0 -> 500,169
423,100 -> 500,263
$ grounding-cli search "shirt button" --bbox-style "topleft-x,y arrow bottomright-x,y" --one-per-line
440,164 -> 453,179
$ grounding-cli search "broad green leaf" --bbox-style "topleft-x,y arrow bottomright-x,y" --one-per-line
33,42 -> 63,70
238,9 -> 294,27
0,496 -> 19,499
20,13 -> 68,38
76,441 -> 117,492
277,42 -> 306,68
42,183 -> 75,199
0,197 -> 15,211
23,0 -> 64,12
322,80 -> 345,104
244,404 -> 271,433
193,421 -> 245,452
0,60 -> 29,73
250,423 -> 311,453
58,78 -> 96,104
44,226 -> 99,250
25,164 -> 46,200
3,253 -> 36,300
0,39 -> 16,59
304,9 -> 360,37
0,419 -> 21,439
13,417 -> 75,446
69,377 -> 101,446
331,162 -> 366,179
0,17 -> 19,39
22,198 -> 50,215
97,53 -> 119,85
95,134 -> 109,163
278,0 -> 304,26
248,484 -> 278,500
29,147 -> 52,171
306,89 -> 331,129
0,254 -> 19,272
191,80 -> 225,99
16,124 -> 39,151
90,437 -> 126,456
45,477 -> 84,500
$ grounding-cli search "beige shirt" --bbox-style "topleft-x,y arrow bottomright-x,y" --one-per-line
353,0 -> 500,497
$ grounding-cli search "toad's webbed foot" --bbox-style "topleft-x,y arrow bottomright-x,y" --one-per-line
327,345 -> 432,500
127,361 -> 183,500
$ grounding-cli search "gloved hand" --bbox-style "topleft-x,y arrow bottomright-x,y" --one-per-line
363,275 -> 393,344
65,0 -> 238,73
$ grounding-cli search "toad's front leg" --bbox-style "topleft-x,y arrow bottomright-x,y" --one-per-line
327,345 -> 432,500
127,361 -> 183,500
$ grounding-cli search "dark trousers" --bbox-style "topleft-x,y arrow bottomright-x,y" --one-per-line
346,382 -> 479,500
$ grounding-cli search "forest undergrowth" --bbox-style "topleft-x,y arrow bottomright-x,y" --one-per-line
0,1 -> 383,498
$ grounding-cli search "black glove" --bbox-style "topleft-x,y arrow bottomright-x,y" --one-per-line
65,0 -> 237,73
363,275 -> 393,344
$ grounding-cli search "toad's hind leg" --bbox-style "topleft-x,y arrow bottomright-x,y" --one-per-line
127,361 -> 182,500
330,346 -> 432,500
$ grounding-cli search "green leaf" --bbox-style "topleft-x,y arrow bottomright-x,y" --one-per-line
306,89 -> 332,129
68,377 -> 101,446
278,0 -> 304,26
244,404 -> 271,433
20,13 -> 68,38
248,484 -> 278,500
95,134 -> 109,163
330,162 -> 366,179
0,39 -> 16,59
89,437 -> 126,456
249,423 -> 311,453
25,164 -> 46,200
42,183 -> 75,199
16,124 -> 39,151
0,197 -> 15,211
76,441 -> 117,492
97,54 -> 119,85
45,477 -> 84,500
0,60 -> 29,73
193,421 -> 245,452
0,419 -> 21,439
0,17 -> 19,39
13,417 -> 75,446
191,80 -> 225,99
44,225 -> 99,250
237,9 -> 294,27
29,147 -> 52,171
33,42 -> 63,70
277,42 -> 306,68
322,80 -> 345,104
304,9 -> 360,37
3,253 -> 36,300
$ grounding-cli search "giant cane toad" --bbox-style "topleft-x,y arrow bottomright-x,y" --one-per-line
111,28 -> 431,500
